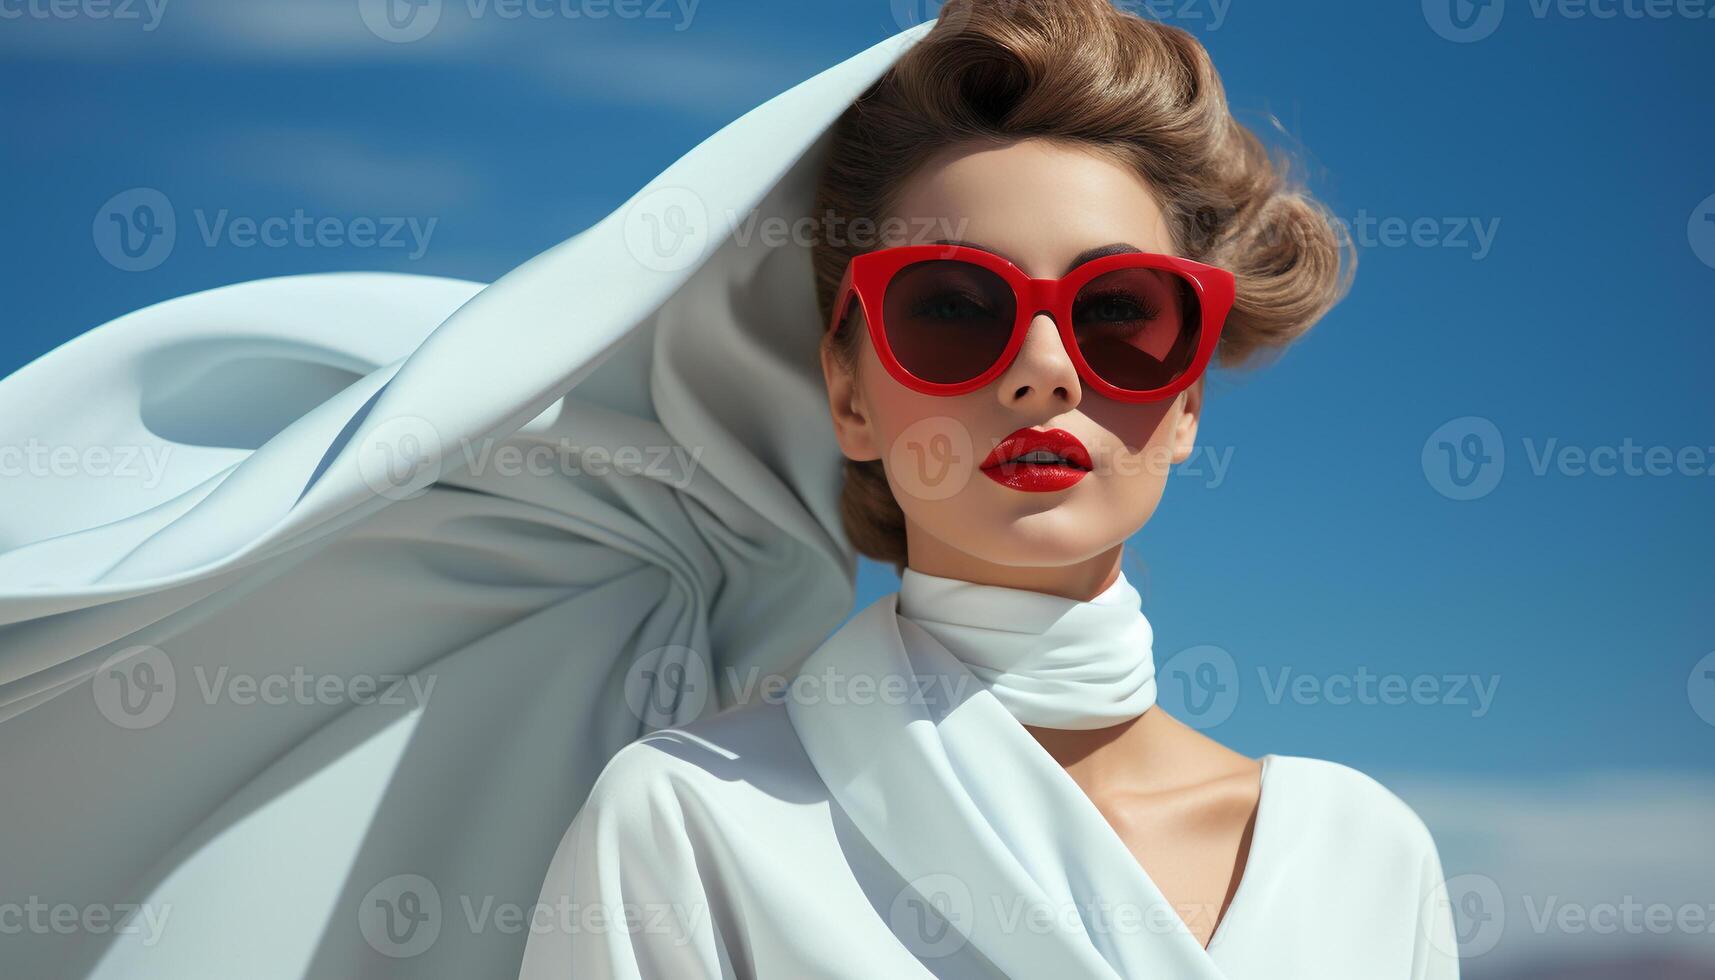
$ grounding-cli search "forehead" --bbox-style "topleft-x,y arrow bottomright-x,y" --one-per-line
882,138 -> 1176,273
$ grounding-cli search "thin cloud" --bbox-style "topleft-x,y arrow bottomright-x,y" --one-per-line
1389,769 -> 1715,974
209,125 -> 483,213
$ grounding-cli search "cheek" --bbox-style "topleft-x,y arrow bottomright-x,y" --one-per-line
1078,395 -> 1186,509
1079,393 -> 1181,458
855,332 -> 980,449
854,338 -> 997,511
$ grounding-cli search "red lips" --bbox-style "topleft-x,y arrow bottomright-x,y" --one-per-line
979,427 -> 1092,492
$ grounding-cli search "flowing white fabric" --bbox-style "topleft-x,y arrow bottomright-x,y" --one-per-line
525,588 -> 1463,978
895,568 -> 1157,729
0,23 -> 934,979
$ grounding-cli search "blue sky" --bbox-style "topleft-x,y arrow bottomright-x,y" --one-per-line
4,1 -> 1712,970
6,0 -> 1708,778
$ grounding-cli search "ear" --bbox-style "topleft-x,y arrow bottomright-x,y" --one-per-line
820,335 -> 881,462
1168,376 -> 1203,465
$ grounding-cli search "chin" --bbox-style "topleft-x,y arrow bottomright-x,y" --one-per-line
934,494 -> 1146,569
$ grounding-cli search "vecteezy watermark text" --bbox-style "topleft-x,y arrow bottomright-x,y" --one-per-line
0,439 -> 172,487
1423,416 -> 1715,500
359,0 -> 701,43
0,898 -> 170,946
94,188 -> 437,272
1425,0 -> 1715,42
93,645 -> 437,730
358,874 -> 711,958
0,0 -> 167,30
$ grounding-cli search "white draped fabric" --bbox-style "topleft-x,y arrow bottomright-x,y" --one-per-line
895,567 -> 1159,729
523,584 -> 1461,978
0,23 -> 934,978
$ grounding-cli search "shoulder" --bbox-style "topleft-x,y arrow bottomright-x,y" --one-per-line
579,698 -> 822,825
1261,755 -> 1440,865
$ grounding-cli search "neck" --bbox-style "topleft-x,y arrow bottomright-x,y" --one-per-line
901,519 -> 1125,601
1028,709 -> 1254,797
1027,709 -> 1172,789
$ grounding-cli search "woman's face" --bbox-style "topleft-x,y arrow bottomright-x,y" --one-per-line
822,137 -> 1203,587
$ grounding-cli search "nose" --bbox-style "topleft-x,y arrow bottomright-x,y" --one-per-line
996,312 -> 1081,413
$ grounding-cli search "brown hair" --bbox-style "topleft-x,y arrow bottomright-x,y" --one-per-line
812,0 -> 1354,568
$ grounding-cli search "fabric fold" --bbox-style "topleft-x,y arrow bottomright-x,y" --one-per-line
896,568 -> 1158,729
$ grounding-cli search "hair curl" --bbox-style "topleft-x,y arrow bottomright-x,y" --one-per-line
812,0 -> 1355,568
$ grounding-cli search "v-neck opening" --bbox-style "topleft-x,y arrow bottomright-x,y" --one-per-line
1202,752 -> 1273,953
1007,705 -> 1276,962
802,601 -> 1264,976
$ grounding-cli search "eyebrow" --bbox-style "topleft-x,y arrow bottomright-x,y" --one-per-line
931,239 -> 1144,277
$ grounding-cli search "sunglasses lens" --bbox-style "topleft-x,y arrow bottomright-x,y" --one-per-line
1071,268 -> 1202,393
881,259 -> 1017,385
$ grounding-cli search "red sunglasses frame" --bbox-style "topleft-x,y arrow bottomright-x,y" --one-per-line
827,243 -> 1235,403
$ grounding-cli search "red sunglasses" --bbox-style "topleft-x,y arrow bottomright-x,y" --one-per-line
827,243 -> 1234,403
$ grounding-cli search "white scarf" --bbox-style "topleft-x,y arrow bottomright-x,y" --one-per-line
787,572 -> 1224,980
896,567 -> 1157,730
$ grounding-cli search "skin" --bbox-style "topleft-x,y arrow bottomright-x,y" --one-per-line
820,137 -> 1261,949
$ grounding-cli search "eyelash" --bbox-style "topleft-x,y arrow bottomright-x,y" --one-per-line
1073,289 -> 1161,323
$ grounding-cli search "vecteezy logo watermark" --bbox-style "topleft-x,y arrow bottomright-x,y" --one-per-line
94,188 -> 176,272
723,665 -> 979,713
354,415 -> 709,502
1521,895 -> 1715,937
1422,416 -> 1506,500
1427,0 -> 1715,42
1688,651 -> 1715,727
357,415 -> 445,502
359,877 -> 713,955
889,0 -> 1231,31
359,0 -> 442,42
188,209 -> 437,259
889,0 -> 967,29
1424,415 -> 1715,500
1689,192 -> 1715,270
93,189 -> 438,272
621,192 -> 976,272
1155,644 -> 1240,730
622,185 -> 712,273
1423,0 -> 1507,42
1339,211 -> 1501,261
361,0 -> 700,43
360,874 -> 443,958
1155,648 -> 1500,728
1119,0 -> 1231,30
1258,667 -> 1500,718
889,425 -> 1232,501
92,645 -> 177,730
623,644 -> 713,730
0,0 -> 168,30
1186,203 -> 1499,260
888,416 -> 977,503
92,644 -> 437,730
892,874 -> 973,959
727,211 -> 970,252
1425,873 -> 1506,958
1425,874 -> 1715,959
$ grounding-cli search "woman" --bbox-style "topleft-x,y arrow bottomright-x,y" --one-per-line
0,3 -> 1453,979
522,2 -> 1457,978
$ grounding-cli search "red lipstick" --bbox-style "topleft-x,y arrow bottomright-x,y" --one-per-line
979,427 -> 1092,492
